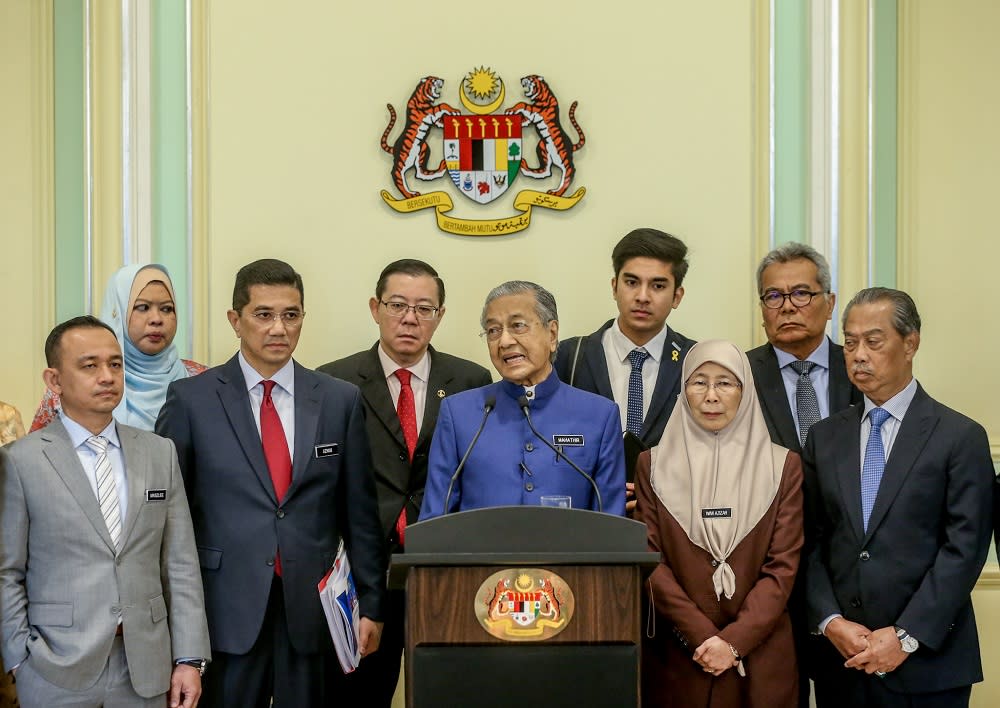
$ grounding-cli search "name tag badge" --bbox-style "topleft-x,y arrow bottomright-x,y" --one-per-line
552,435 -> 585,447
702,507 -> 732,519
146,489 -> 167,502
314,443 -> 339,459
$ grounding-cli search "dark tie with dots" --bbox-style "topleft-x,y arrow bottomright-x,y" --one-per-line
789,360 -> 820,447
626,349 -> 650,438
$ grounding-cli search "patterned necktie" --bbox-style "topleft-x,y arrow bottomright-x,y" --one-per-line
861,407 -> 891,531
626,349 -> 650,438
261,380 -> 292,574
86,436 -> 122,550
789,360 -> 821,447
394,369 -> 418,546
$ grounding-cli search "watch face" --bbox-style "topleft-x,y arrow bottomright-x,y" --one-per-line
901,636 -> 919,653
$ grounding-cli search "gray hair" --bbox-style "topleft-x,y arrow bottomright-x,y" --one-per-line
842,287 -> 921,337
755,242 -> 832,296
481,280 -> 559,362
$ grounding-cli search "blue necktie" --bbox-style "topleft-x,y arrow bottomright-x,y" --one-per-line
626,349 -> 650,438
861,408 -> 891,531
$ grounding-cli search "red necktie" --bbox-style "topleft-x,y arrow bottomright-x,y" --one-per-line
261,380 -> 292,574
394,369 -> 417,545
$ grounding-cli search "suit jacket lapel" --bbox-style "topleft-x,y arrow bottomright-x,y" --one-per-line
863,386 -> 936,543
641,327 -> 687,441
118,424 -> 147,548
357,345 -> 406,449
419,346 -> 451,451
834,406 -> 866,543
41,420 -> 117,552
754,344 -> 800,449
580,323 -> 614,399
217,356 -> 278,505
287,363 -> 320,501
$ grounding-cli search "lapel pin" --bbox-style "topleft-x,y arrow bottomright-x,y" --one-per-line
437,389 -> 446,398
671,350 -> 680,362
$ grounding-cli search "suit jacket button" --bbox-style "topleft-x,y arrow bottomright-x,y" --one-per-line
525,482 -> 534,491
859,551 -> 870,561
850,598 -> 861,608
266,558 -> 275,567
276,509 -> 285,518
525,442 -> 534,452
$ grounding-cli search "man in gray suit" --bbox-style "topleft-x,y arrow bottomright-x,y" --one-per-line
0,315 -> 209,708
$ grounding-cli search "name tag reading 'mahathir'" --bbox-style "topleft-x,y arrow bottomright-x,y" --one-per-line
702,507 -> 732,519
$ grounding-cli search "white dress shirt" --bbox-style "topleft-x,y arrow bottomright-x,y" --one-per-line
602,319 -> 666,432
62,413 -> 128,525
378,345 -> 431,436
239,351 -> 295,460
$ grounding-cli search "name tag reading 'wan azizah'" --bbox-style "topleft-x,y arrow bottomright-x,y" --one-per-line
702,507 -> 732,519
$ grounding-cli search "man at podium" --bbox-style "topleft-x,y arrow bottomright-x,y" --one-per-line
420,280 -> 626,520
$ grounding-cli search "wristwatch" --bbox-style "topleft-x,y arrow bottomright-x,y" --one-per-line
176,658 -> 207,676
894,627 -> 919,653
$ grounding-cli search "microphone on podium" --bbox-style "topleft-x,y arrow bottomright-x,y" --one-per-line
517,395 -> 603,513
443,396 -> 496,515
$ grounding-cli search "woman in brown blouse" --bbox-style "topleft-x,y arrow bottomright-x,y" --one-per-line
636,340 -> 803,707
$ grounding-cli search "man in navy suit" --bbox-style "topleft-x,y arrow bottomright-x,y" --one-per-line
156,259 -> 386,707
747,242 -> 861,707
318,259 -> 491,707
555,228 -> 695,511
804,288 -> 993,707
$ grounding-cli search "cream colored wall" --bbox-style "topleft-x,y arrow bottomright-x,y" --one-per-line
203,0 -> 758,372
0,1 -> 53,421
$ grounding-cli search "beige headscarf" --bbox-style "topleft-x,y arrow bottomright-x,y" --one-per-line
650,339 -> 787,601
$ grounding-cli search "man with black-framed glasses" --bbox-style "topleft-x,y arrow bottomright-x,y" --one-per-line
746,242 -> 862,708
318,258 -> 490,707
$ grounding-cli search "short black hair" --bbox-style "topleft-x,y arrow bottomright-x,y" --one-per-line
375,259 -> 445,306
611,228 -> 690,287
45,315 -> 117,368
232,259 -> 304,312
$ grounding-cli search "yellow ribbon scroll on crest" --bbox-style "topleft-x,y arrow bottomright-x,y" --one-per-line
380,187 -> 586,237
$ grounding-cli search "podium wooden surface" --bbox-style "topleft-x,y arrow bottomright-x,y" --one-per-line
392,507 -> 657,708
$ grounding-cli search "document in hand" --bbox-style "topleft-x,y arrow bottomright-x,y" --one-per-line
318,540 -> 361,673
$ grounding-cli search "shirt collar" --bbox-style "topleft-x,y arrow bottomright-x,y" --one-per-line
60,412 -> 120,450
238,351 -> 295,396
774,336 -> 830,371
863,377 -> 918,423
377,343 -> 431,383
609,318 -> 667,363
499,367 -> 560,405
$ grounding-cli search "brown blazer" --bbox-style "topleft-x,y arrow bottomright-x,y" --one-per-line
635,449 -> 803,708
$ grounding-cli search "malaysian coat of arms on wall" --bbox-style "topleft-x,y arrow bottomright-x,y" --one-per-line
379,68 -> 586,236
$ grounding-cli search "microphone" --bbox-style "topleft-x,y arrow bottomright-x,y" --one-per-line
443,396 -> 496,515
517,395 -> 603,513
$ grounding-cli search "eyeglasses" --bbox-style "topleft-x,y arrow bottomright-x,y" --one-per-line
684,379 -> 742,395
250,311 -> 305,327
380,300 -> 440,320
760,289 -> 827,309
480,320 -> 537,342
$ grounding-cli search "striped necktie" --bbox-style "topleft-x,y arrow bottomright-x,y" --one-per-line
86,436 -> 122,549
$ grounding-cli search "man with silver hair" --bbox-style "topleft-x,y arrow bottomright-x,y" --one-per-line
804,287 -> 993,707
419,281 -> 626,520
747,242 -> 861,707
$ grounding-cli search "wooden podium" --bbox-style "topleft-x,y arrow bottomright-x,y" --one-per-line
390,507 -> 658,708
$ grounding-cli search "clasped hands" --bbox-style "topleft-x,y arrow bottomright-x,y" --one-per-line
692,635 -> 739,677
824,617 -> 908,675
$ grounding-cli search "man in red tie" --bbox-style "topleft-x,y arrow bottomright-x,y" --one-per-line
156,259 -> 387,707
319,258 -> 491,706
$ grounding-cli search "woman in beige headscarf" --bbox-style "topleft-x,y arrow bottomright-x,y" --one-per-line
636,340 -> 803,708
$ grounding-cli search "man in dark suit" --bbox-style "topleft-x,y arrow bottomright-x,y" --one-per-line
804,288 -> 993,707
555,228 -> 695,511
156,259 -> 387,707
1,316 -> 209,708
747,243 -> 861,707
318,259 -> 491,706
